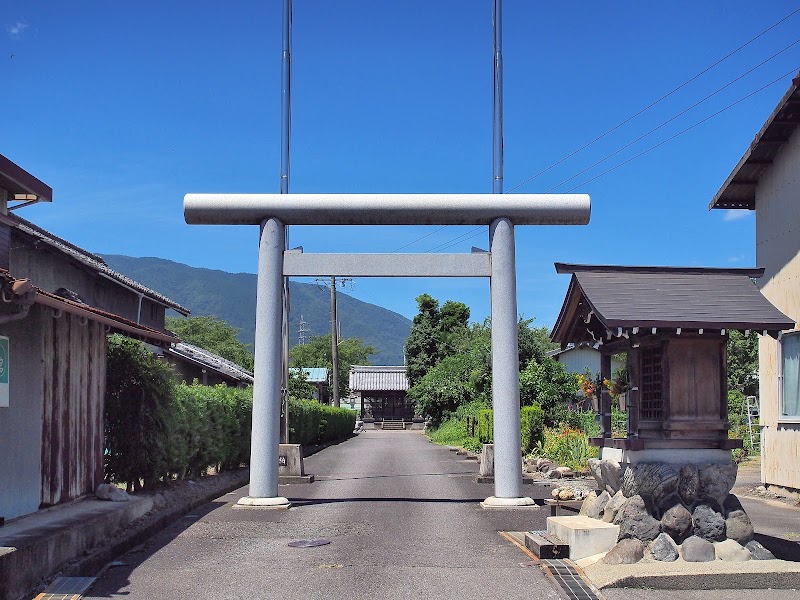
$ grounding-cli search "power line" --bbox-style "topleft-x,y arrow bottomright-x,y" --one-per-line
425,226 -> 484,253
506,6 -> 800,193
545,40 -> 800,193
391,225 -> 449,252
563,67 -> 799,193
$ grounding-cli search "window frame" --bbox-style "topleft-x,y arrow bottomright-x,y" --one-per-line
778,330 -> 800,423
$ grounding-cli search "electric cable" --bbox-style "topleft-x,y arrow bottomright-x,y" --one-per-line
545,39 -> 800,193
563,67 -> 799,193
506,7 -> 800,193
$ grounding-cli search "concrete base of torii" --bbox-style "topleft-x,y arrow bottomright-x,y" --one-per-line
480,496 -> 537,509
235,496 -> 291,509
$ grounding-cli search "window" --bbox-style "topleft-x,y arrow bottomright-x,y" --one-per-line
640,345 -> 663,420
781,331 -> 800,418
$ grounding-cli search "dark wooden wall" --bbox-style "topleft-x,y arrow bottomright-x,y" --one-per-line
40,311 -> 107,507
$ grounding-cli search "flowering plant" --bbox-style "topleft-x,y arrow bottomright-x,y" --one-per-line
603,368 -> 629,399
577,369 -> 596,399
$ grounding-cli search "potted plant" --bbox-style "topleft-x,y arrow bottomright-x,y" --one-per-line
604,368 -> 630,411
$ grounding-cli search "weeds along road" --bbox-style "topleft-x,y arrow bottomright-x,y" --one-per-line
85,430 -> 564,600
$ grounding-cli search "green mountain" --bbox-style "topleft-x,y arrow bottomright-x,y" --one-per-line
102,255 -> 411,365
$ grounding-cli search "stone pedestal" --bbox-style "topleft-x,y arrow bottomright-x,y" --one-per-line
278,443 -> 314,484
547,516 -> 619,560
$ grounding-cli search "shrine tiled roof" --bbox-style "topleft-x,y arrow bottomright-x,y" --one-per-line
551,263 -> 795,344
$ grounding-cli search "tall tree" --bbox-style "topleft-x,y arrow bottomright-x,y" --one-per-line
727,329 -> 759,397
289,334 -> 376,400
166,316 -> 254,371
404,294 -> 443,385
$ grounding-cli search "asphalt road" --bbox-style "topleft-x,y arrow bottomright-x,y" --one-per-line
85,430 -> 563,600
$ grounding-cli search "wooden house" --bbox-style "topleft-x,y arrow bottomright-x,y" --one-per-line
0,154 -> 189,522
709,73 -> 800,494
551,264 -> 794,463
163,341 -> 254,387
349,365 -> 412,423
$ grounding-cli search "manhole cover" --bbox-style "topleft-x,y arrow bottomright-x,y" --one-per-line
288,539 -> 331,548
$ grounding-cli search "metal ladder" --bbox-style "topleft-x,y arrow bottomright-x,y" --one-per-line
742,395 -> 761,453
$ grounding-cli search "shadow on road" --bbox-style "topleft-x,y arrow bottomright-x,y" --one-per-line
755,532 -> 800,562
289,496 -> 503,507
314,471 -> 474,482
84,499 -> 229,598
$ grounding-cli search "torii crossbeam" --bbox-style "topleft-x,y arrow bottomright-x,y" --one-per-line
184,193 -> 591,508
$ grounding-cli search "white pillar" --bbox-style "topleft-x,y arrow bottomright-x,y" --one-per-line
237,217 -> 290,508
482,217 -> 534,508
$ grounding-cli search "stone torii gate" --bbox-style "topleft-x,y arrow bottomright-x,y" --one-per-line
184,193 -> 590,508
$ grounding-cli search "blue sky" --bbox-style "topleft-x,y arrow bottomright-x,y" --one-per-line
2,1 -> 799,331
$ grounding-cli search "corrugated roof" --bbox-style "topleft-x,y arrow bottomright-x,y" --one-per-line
349,365 -> 409,391
166,342 -> 254,384
551,263 -> 795,344
289,367 -> 328,383
710,72 -> 800,210
9,214 -> 190,315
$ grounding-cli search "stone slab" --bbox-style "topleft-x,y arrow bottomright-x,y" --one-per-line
547,515 -> 620,561
583,558 -> 800,590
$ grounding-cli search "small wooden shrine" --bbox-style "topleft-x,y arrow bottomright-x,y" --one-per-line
551,264 -> 795,452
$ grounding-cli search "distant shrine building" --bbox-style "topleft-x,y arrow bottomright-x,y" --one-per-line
349,365 -> 419,427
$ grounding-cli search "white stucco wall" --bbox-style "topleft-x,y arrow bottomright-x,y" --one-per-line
554,346 -> 625,377
755,125 -> 800,490
0,308 -> 45,521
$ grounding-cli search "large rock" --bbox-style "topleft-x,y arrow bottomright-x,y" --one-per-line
661,501 -> 694,544
588,490 -> 610,519
693,501 -> 726,542
726,510 -> 754,545
600,459 -> 622,495
580,491 -> 598,516
96,483 -> 115,500
715,539 -> 752,561
557,488 -> 575,501
746,540 -> 776,560
723,493 -> 744,515
622,462 -> 678,503
588,458 -> 604,490
682,535 -> 715,562
602,490 -> 626,523
678,464 -> 700,505
614,495 -> 661,543
649,532 -> 679,562
109,486 -> 130,502
552,466 -> 575,479
698,463 -> 738,506
601,538 -> 644,564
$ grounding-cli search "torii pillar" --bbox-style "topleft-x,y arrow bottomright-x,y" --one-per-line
184,193 -> 590,509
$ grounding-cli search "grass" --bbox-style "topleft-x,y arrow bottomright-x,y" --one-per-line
427,419 -> 482,452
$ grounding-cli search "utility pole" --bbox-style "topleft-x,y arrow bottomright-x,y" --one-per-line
279,0 -> 292,444
330,276 -> 340,407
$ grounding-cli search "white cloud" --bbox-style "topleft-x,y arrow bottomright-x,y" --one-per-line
7,19 -> 28,39
728,254 -> 746,263
722,209 -> 751,222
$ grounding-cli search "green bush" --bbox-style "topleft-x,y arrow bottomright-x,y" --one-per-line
477,409 -> 493,444
427,419 -> 481,451
471,404 -> 544,453
520,404 -> 545,453
288,399 -> 355,445
535,426 -> 599,472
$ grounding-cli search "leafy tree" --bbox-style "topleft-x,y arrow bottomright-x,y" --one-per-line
405,294 -> 443,385
519,356 -> 580,426
288,368 -> 318,400
105,335 -> 178,491
166,315 -> 254,371
289,334 -> 376,400
517,317 -> 558,369
727,329 -> 759,397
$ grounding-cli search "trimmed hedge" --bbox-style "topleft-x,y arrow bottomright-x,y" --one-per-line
289,398 -> 356,445
475,403 -> 545,454
105,336 -> 354,491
